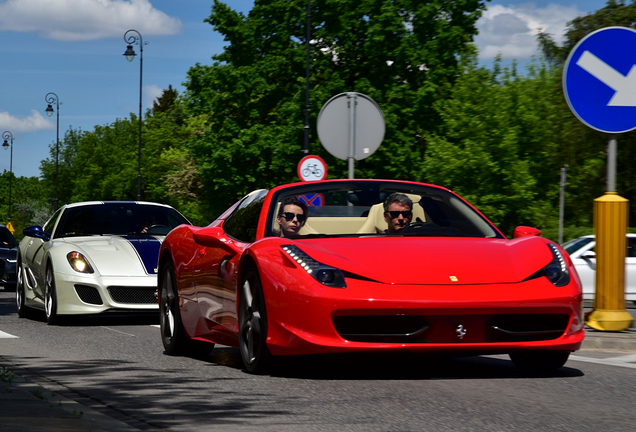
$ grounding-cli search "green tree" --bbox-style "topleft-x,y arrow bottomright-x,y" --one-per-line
184,0 -> 489,217
423,56 -> 608,236
534,0 -> 636,230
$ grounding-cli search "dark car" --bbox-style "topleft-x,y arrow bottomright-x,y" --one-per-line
0,225 -> 18,291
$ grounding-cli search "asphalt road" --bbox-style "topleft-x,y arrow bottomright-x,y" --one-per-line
1,289 -> 635,432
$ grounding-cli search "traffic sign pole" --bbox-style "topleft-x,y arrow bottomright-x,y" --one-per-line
347,93 -> 356,179
564,27 -> 634,331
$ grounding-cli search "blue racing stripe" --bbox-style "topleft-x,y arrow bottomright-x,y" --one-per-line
123,236 -> 161,274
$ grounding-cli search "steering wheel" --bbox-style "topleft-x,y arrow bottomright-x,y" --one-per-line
400,221 -> 440,234
144,224 -> 169,234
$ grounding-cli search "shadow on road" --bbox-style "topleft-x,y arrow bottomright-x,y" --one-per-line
201,346 -> 584,381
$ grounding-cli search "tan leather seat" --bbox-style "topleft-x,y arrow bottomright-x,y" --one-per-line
357,194 -> 426,234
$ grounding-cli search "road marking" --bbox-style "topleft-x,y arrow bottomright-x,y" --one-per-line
100,327 -> 136,337
0,330 -> 19,339
570,353 -> 636,369
577,50 -> 636,106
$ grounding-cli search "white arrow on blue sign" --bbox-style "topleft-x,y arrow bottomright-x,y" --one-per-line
563,26 -> 636,133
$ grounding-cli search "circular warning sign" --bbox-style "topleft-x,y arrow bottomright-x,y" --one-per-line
297,155 -> 327,182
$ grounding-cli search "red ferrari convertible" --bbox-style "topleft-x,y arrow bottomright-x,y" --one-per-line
158,179 -> 584,373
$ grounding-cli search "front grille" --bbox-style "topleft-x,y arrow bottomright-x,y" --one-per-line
108,286 -> 157,304
487,314 -> 570,342
333,315 -> 430,343
75,285 -> 103,305
333,313 -> 570,344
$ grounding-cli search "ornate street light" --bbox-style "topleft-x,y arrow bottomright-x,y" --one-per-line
123,29 -> 144,201
2,131 -> 14,222
44,92 -> 60,210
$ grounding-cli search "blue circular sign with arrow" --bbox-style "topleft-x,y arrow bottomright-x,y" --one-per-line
563,26 -> 636,133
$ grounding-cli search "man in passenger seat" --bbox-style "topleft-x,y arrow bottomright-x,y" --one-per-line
383,193 -> 413,233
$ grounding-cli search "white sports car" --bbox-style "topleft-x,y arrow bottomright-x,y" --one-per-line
562,234 -> 636,305
16,201 -> 190,324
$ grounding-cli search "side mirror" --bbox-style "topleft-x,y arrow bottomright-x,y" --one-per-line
23,225 -> 51,241
193,227 -> 236,253
513,226 -> 542,238
581,251 -> 596,260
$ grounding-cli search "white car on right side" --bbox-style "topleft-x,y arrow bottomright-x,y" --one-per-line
563,234 -> 636,304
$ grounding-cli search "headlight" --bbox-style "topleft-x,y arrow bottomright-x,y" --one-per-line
67,252 -> 94,274
281,245 -> 346,288
543,243 -> 570,287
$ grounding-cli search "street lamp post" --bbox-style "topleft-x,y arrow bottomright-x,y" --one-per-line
123,29 -> 144,201
2,131 -> 14,222
45,92 -> 60,211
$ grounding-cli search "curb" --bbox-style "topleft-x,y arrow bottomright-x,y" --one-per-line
582,328 -> 636,350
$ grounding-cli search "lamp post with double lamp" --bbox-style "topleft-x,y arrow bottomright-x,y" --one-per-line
123,29 -> 144,201
2,131 -> 14,223
44,92 -> 60,211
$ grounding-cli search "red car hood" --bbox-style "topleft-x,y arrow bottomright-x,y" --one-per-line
294,236 -> 554,285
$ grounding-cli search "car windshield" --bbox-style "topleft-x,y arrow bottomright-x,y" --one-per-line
54,203 -> 190,238
0,228 -> 17,248
266,181 -> 502,239
562,237 -> 594,255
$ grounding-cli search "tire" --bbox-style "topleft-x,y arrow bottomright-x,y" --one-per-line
16,255 -> 32,319
239,265 -> 272,374
45,264 -> 59,325
509,351 -> 570,372
159,260 -> 192,355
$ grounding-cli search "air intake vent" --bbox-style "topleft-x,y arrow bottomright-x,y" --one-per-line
108,286 -> 157,304
74,285 -> 103,305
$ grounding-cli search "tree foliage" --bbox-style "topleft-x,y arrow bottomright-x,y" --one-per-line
183,0 -> 488,217
16,0 -> 636,240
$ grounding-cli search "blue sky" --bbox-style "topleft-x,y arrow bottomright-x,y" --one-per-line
0,0 -> 609,179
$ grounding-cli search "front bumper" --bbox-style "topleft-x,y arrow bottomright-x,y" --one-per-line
26,271 -> 158,315
263,277 -> 585,356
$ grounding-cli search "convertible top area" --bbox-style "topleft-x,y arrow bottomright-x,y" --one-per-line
265,180 -> 503,238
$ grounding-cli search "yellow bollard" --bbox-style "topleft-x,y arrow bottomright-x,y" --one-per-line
585,192 -> 634,331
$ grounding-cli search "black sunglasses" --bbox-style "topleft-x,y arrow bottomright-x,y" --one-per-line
281,212 -> 306,223
386,210 -> 412,219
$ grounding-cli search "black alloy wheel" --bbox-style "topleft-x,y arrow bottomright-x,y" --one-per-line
159,260 -> 192,355
239,265 -> 272,374
15,255 -> 31,318
44,264 -> 59,325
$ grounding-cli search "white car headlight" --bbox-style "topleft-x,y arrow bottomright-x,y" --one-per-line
67,251 -> 94,274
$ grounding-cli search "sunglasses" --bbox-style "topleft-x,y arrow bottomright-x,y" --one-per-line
386,210 -> 412,219
281,212 -> 306,223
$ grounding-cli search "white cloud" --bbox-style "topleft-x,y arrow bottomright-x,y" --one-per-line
0,0 -> 181,41
0,110 -> 54,133
144,84 -> 163,107
475,3 -> 583,61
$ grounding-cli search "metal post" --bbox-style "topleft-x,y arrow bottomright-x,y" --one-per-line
558,164 -> 568,245
124,29 -> 144,201
44,93 -> 59,211
607,134 -> 616,192
303,0 -> 311,155
347,93 -> 356,179
2,131 -> 14,221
